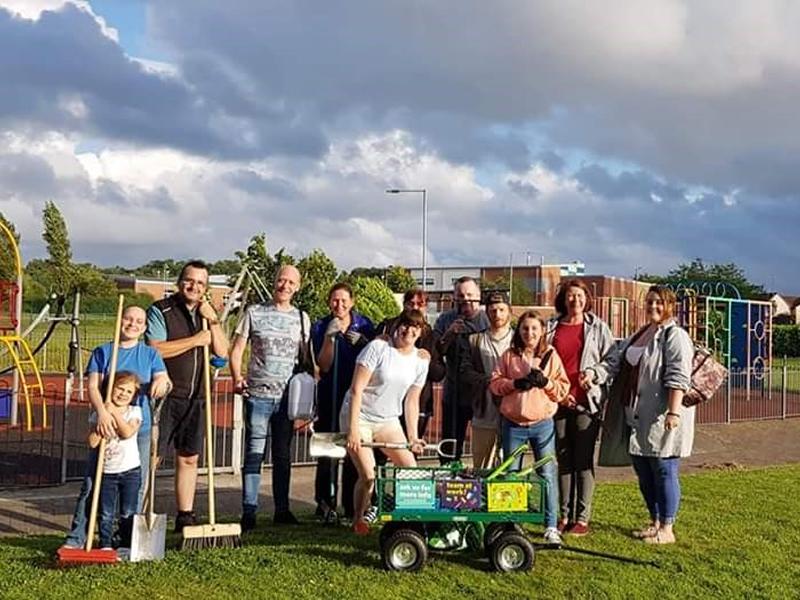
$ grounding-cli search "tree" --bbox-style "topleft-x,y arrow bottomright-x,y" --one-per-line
208,258 -> 241,276
640,258 -> 767,299
42,201 -> 75,294
385,265 -> 416,293
349,276 -> 401,324
296,249 -> 337,321
0,212 -> 20,282
482,274 -> 535,306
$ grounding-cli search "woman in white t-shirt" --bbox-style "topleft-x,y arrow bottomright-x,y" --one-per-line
341,310 -> 430,535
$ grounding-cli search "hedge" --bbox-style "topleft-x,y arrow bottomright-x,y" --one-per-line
774,325 -> 800,357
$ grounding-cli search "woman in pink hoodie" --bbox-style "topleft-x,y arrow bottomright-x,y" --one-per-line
489,310 -> 570,544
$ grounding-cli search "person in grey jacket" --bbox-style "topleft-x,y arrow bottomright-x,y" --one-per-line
547,279 -> 615,536
580,285 -> 694,545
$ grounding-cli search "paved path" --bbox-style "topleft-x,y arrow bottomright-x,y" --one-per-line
1,419 -> 799,537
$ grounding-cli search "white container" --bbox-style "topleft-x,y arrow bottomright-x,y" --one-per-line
287,372 -> 316,420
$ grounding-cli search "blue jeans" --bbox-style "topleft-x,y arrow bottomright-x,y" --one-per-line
502,418 -> 559,529
99,467 -> 141,548
631,455 -> 681,525
242,395 -> 293,515
64,432 -> 150,548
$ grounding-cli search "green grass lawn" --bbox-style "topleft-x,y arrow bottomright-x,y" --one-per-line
1,465 -> 799,599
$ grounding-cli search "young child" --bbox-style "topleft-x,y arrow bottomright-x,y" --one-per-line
86,371 -> 143,550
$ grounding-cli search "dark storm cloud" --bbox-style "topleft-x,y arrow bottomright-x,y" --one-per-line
223,169 -> 299,199
0,152 -> 58,198
0,4 -> 327,160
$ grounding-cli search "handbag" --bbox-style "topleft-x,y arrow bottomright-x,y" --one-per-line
286,310 -> 317,421
665,327 -> 728,407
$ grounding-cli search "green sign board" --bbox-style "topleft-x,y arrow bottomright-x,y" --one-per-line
396,479 -> 436,510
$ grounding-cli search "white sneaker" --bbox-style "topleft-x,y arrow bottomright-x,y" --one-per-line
543,527 -> 562,545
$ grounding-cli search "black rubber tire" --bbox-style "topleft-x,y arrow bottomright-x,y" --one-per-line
484,523 -> 505,551
382,529 -> 428,572
484,522 -> 523,551
379,522 -> 403,550
489,532 -> 535,573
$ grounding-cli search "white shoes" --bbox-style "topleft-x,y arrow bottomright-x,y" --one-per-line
543,527 -> 563,545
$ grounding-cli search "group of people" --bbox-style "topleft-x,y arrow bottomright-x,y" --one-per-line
61,260 -> 697,552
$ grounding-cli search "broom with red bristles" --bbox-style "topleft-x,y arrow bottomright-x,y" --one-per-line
57,295 -> 125,565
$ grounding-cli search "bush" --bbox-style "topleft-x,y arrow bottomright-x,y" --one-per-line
773,325 -> 800,357
350,276 -> 401,325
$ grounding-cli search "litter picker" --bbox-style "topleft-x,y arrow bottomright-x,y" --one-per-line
310,432 -> 457,460
181,318 -> 242,550
130,395 -> 167,561
57,294 -> 125,566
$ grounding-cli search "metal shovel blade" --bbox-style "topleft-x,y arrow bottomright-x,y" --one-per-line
129,513 -> 167,562
309,432 -> 348,458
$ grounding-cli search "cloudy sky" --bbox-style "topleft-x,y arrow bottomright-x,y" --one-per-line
1,1 -> 798,292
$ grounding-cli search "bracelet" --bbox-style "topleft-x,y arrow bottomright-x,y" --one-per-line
666,412 -> 681,418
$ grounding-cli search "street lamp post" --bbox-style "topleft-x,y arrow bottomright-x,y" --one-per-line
386,188 -> 427,290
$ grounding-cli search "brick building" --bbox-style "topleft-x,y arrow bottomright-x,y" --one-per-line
112,274 -> 231,311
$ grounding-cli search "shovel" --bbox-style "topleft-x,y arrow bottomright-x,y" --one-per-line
130,397 -> 166,562
310,432 -> 457,459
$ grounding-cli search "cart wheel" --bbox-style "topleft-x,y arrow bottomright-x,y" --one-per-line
379,523 -> 402,550
489,532 -> 535,573
484,523 -> 505,551
382,529 -> 428,572
484,522 -> 523,551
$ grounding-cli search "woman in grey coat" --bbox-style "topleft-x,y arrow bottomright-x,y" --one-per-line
580,285 -> 694,544
547,279 -> 615,536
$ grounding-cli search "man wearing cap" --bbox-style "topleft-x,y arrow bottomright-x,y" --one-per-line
433,276 -> 490,461
460,291 -> 514,468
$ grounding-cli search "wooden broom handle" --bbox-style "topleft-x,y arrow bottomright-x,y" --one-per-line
202,318 -> 215,525
85,294 -> 125,551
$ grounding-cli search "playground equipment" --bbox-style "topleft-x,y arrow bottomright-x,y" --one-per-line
0,222 -> 84,432
0,220 -> 44,431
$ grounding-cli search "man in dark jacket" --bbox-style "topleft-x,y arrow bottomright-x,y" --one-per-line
146,260 -> 230,532
434,276 -> 489,462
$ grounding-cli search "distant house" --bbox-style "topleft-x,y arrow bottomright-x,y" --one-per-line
112,274 -> 231,310
770,294 -> 800,324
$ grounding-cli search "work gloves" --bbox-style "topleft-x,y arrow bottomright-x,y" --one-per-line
513,369 -> 549,391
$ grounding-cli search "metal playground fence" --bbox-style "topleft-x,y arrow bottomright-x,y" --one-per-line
2,366 -> 800,488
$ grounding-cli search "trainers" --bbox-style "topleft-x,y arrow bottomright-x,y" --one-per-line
557,519 -> 570,534
543,527 -> 563,545
353,519 -> 370,536
240,512 -> 257,532
567,522 -> 590,536
174,511 -> 197,533
363,505 -> 379,524
273,510 -> 300,525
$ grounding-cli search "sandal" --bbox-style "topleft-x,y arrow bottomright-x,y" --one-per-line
643,530 -> 676,544
632,525 -> 659,539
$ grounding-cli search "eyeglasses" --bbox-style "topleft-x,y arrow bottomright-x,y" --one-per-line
181,278 -> 207,288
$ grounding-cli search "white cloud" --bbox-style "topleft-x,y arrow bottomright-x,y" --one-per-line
0,0 -> 118,40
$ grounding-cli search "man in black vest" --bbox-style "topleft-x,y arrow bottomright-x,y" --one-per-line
146,260 -> 230,531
